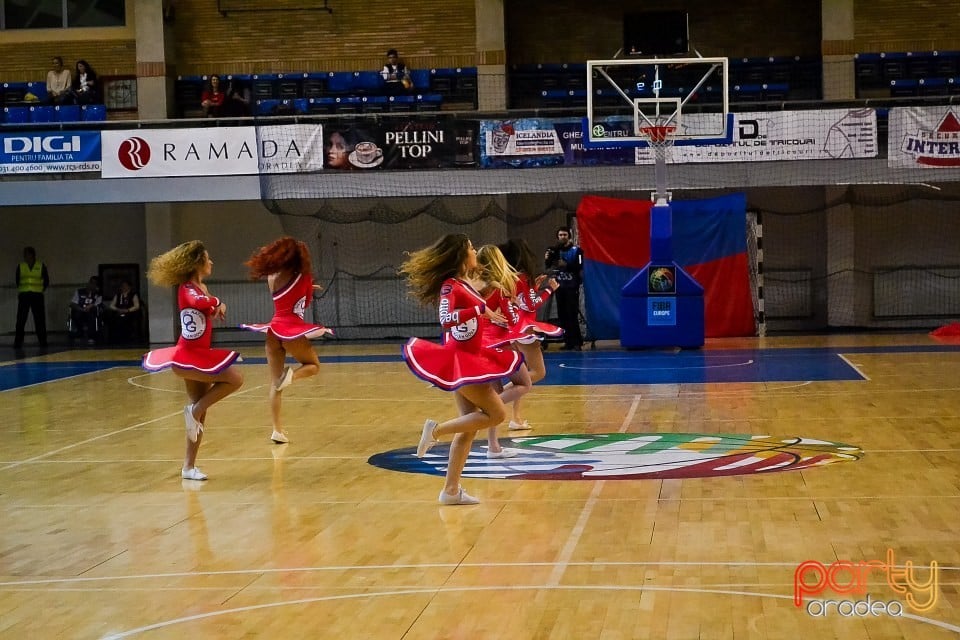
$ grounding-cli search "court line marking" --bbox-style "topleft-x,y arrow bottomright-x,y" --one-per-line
0,412 -> 180,472
0,365 -> 124,393
558,359 -> 755,371
837,353 -> 870,380
92,583 -> 960,639
547,394 -> 641,586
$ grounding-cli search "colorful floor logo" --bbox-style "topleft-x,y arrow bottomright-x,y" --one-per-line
368,433 -> 862,480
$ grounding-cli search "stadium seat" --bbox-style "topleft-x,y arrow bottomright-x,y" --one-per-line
2,82 -> 28,104
252,74 -> 278,100
889,79 -> 918,98
302,73 -> 325,98
353,71 -> 383,94
415,93 -> 443,111
276,74 -> 303,99
539,89 -> 567,109
881,59 -> 905,81
307,97 -> 335,114
387,94 -> 415,112
906,55 -> 931,79
326,72 -> 354,94
361,95 -> 388,113
429,68 -> 455,95
81,104 -> 107,121
175,75 -> 204,116
29,105 -> 56,122
25,81 -> 48,102
55,105 -> 81,122
932,54 -> 958,78
3,106 -> 29,123
333,95 -> 361,113
762,83 -> 790,101
410,68 -> 431,92
733,84 -> 763,102
918,77 -> 947,96
948,77 -> 960,95
255,99 -> 279,115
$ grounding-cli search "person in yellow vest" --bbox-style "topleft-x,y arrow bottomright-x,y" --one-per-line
14,246 -> 49,349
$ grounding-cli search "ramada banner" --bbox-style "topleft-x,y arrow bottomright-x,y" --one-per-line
888,106 -> 960,168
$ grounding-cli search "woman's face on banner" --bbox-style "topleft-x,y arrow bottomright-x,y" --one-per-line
327,132 -> 350,168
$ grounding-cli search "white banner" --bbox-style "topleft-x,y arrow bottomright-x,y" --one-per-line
888,106 -> 960,169
636,108 -> 878,164
101,125 -> 324,178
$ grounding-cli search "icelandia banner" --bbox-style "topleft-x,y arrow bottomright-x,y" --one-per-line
888,106 -> 960,168
0,131 -> 101,174
635,108 -> 877,164
577,193 -> 754,339
479,119 -> 564,168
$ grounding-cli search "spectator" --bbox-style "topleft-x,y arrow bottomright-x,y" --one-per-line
544,226 -> 584,350
200,75 -> 225,117
380,48 -> 412,95
46,56 -> 73,105
70,276 -> 102,345
14,246 -> 49,349
71,59 -> 99,105
221,77 -> 251,117
105,279 -> 142,344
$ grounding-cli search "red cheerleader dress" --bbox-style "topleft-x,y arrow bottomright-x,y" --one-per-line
481,286 -> 536,349
239,272 -> 333,340
514,274 -> 563,339
143,282 -> 241,374
402,278 -> 523,391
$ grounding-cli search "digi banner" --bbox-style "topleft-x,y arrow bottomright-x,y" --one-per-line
888,106 -> 960,168
101,125 -> 324,178
0,131 -> 101,174
322,119 -> 471,171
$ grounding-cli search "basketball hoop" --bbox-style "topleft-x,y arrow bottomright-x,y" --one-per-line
639,125 -> 677,147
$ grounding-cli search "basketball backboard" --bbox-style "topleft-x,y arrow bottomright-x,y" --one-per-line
585,57 -> 731,148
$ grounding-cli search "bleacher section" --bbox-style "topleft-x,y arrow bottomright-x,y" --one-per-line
856,51 -> 960,99
174,67 -> 477,118
1,81 -> 107,124
508,56 -> 822,109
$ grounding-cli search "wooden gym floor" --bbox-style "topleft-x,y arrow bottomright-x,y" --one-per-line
0,333 -> 958,639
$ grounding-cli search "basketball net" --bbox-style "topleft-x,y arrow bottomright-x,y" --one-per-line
639,124 -> 676,204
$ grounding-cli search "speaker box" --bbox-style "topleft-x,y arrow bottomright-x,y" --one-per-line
624,10 -> 689,56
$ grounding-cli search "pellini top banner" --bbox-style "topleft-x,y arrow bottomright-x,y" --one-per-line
101,125 -> 324,178
0,131 -> 101,174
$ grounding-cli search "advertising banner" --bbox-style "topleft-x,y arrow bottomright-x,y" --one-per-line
101,125 -> 325,178
0,131 -> 101,174
888,106 -> 960,168
322,119 -> 470,171
479,119 -> 565,168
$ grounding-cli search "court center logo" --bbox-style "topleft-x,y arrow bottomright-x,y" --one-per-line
368,433 -> 862,480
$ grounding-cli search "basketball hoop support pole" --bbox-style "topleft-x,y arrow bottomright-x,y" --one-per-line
653,151 -> 670,206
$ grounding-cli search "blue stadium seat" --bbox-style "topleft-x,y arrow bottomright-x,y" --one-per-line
326,72 -> 354,94
252,74 -> 278,100
415,93 -> 443,111
762,83 -> 790,101
387,94 -> 415,111
333,95 -> 362,113
429,68 -> 455,95
29,105 -> 56,122
25,81 -> 47,102
949,77 -> 960,95
410,68 -> 431,92
255,99 -> 280,115
276,73 -> 302,98
932,53 -> 959,78
361,95 -> 388,113
307,97 -> 335,114
918,77 -> 947,96
889,79 -> 918,97
81,104 -> 107,121
733,84 -> 763,102
55,105 -> 81,122
3,106 -> 29,123
3,82 -> 29,103
354,71 -> 383,94
303,73 -> 325,98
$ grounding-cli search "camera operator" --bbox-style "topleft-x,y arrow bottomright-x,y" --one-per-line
544,226 -> 583,350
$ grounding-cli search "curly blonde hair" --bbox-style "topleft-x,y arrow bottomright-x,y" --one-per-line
399,233 -> 470,305
147,240 -> 208,288
477,244 -> 519,296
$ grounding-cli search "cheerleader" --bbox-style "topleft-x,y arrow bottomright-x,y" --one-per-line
241,237 -> 333,444
143,241 -> 244,481
497,238 -> 561,430
475,244 -> 534,454
400,234 -> 526,505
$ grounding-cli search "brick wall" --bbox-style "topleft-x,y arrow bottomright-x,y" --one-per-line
169,0 -> 477,76
0,42 -> 136,83
851,0 -> 960,53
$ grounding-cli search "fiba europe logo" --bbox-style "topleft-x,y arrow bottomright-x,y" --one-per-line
179,308 -> 206,340
794,549 -> 939,618
117,136 -> 151,171
648,266 -> 675,293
